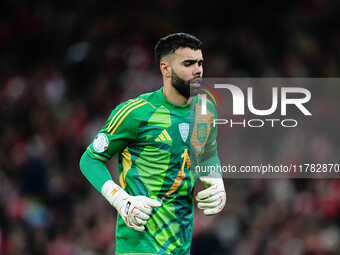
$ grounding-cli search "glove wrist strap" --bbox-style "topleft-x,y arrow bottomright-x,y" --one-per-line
101,180 -> 128,209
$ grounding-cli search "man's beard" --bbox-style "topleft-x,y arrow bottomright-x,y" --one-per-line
171,70 -> 201,99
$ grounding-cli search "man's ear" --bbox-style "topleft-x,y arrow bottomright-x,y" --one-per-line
160,60 -> 171,78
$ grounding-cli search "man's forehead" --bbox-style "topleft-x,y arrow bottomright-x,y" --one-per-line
173,47 -> 203,60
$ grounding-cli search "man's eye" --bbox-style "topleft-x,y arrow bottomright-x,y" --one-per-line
198,61 -> 203,66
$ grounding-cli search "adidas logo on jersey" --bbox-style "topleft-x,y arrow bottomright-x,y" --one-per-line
155,129 -> 172,145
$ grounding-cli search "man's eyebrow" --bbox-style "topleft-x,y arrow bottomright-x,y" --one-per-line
182,59 -> 204,63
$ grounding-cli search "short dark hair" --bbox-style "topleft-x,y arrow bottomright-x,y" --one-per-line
154,33 -> 202,64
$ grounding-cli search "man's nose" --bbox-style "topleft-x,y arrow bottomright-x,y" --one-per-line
193,64 -> 202,76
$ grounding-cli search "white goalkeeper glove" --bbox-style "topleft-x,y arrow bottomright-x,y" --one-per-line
196,175 -> 226,216
101,180 -> 161,232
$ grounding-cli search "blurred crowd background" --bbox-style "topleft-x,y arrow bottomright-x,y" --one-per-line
1,0 -> 340,254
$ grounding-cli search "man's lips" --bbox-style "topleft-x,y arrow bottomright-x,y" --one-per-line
190,83 -> 201,87
190,78 -> 202,87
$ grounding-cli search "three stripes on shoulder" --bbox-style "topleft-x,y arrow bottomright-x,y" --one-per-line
106,97 -> 172,146
106,98 -> 148,135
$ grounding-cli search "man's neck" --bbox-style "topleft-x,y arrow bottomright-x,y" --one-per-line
162,82 -> 190,105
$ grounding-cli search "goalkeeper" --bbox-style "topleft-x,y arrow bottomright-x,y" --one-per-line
79,33 -> 226,255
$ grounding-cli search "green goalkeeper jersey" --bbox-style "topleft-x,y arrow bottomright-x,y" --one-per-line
83,88 -> 219,255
